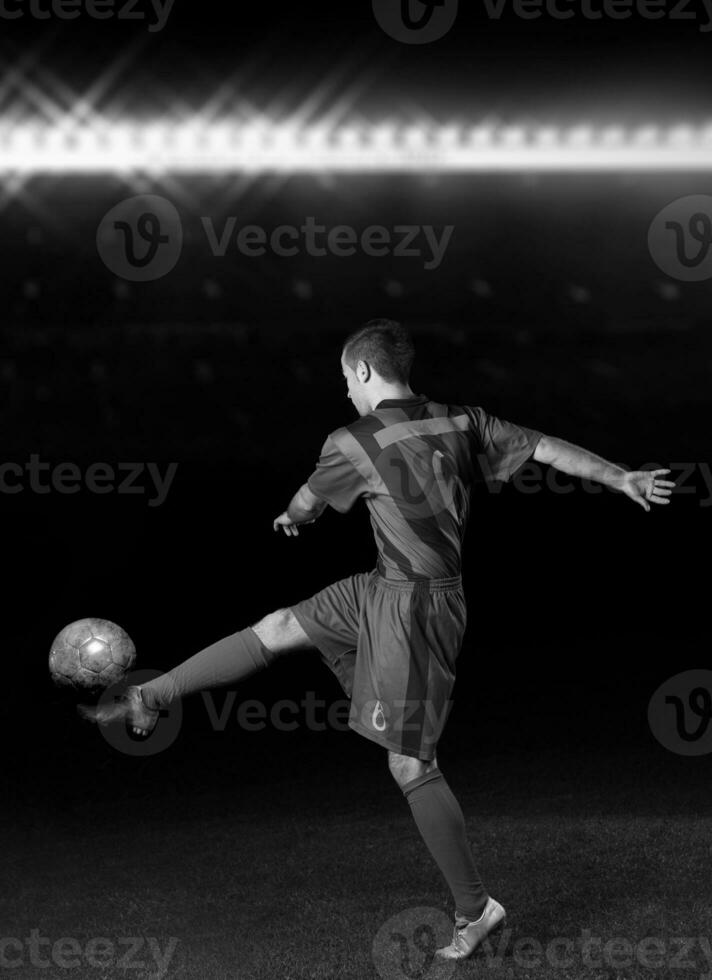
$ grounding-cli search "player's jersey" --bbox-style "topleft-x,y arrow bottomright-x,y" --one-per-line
306,394 -> 543,581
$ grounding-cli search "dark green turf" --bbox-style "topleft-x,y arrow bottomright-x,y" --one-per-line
5,744 -> 711,980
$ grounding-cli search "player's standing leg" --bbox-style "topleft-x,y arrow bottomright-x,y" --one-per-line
389,751 -> 506,960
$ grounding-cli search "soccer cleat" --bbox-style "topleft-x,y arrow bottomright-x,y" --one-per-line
77,685 -> 159,736
435,897 -> 507,960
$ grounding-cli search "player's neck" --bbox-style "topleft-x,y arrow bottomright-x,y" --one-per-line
368,384 -> 415,409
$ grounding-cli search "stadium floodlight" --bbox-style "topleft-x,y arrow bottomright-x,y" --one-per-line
666,125 -> 695,147
436,125 -> 462,148
599,126 -> 626,147
499,126 -> 526,147
632,125 -> 660,146
566,125 -> 594,147
403,126 -> 428,148
0,119 -> 712,173
533,127 -> 560,147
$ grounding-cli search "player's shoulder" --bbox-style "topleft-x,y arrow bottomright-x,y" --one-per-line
318,415 -> 383,459
340,412 -> 389,440
459,403 -> 487,420
420,400 -> 489,423
408,398 -> 488,418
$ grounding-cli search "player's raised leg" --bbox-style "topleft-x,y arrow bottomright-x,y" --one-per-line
389,750 -> 506,960
78,609 -> 313,734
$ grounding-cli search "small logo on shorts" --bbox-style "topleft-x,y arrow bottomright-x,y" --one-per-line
372,700 -> 388,732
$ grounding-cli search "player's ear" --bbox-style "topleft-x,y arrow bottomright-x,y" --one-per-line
357,360 -> 371,383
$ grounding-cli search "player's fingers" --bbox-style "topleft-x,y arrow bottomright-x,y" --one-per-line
652,469 -> 672,476
655,481 -> 676,488
650,496 -> 671,505
651,486 -> 673,496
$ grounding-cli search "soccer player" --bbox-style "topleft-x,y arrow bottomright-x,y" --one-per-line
81,319 -> 674,960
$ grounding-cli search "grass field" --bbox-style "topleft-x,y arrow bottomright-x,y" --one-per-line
6,723 -> 711,980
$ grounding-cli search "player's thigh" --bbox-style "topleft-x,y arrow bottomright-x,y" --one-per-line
388,750 -> 439,788
252,608 -> 314,653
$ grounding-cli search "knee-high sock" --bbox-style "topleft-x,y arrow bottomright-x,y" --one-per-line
401,769 -> 488,923
140,628 -> 278,710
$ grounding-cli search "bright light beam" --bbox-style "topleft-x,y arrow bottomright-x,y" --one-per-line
1,119 -> 712,173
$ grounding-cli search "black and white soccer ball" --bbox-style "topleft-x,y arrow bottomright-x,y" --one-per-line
49,618 -> 136,691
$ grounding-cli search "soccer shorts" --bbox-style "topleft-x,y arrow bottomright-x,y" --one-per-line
289,569 -> 466,761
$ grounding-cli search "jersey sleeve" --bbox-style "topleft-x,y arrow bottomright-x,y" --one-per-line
466,406 -> 543,483
306,431 -> 369,513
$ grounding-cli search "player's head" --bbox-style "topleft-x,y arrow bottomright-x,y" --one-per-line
341,319 -> 415,415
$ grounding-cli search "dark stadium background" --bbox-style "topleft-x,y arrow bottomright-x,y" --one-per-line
6,171 -> 708,822
0,3 -> 710,978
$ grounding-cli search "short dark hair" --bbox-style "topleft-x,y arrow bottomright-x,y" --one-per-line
342,319 -> 415,384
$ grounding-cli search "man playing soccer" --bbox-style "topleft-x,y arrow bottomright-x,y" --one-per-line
82,319 -> 674,960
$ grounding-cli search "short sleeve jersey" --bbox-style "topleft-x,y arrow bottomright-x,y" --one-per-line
306,395 -> 542,580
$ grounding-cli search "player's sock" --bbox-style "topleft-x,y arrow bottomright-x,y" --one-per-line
401,768 -> 488,923
139,628 -> 279,710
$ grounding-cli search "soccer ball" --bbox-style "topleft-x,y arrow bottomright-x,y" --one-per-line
49,618 -> 136,691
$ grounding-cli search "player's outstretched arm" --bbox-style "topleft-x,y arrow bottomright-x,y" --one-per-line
533,436 -> 675,513
273,483 -> 328,536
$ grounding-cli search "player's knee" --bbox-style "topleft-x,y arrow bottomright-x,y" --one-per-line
388,750 -> 438,788
252,608 -> 311,653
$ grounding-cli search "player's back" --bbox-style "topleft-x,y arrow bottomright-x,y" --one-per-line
307,394 -> 542,581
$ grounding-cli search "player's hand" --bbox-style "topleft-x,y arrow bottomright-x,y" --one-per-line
273,512 -> 314,536
617,469 -> 675,513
